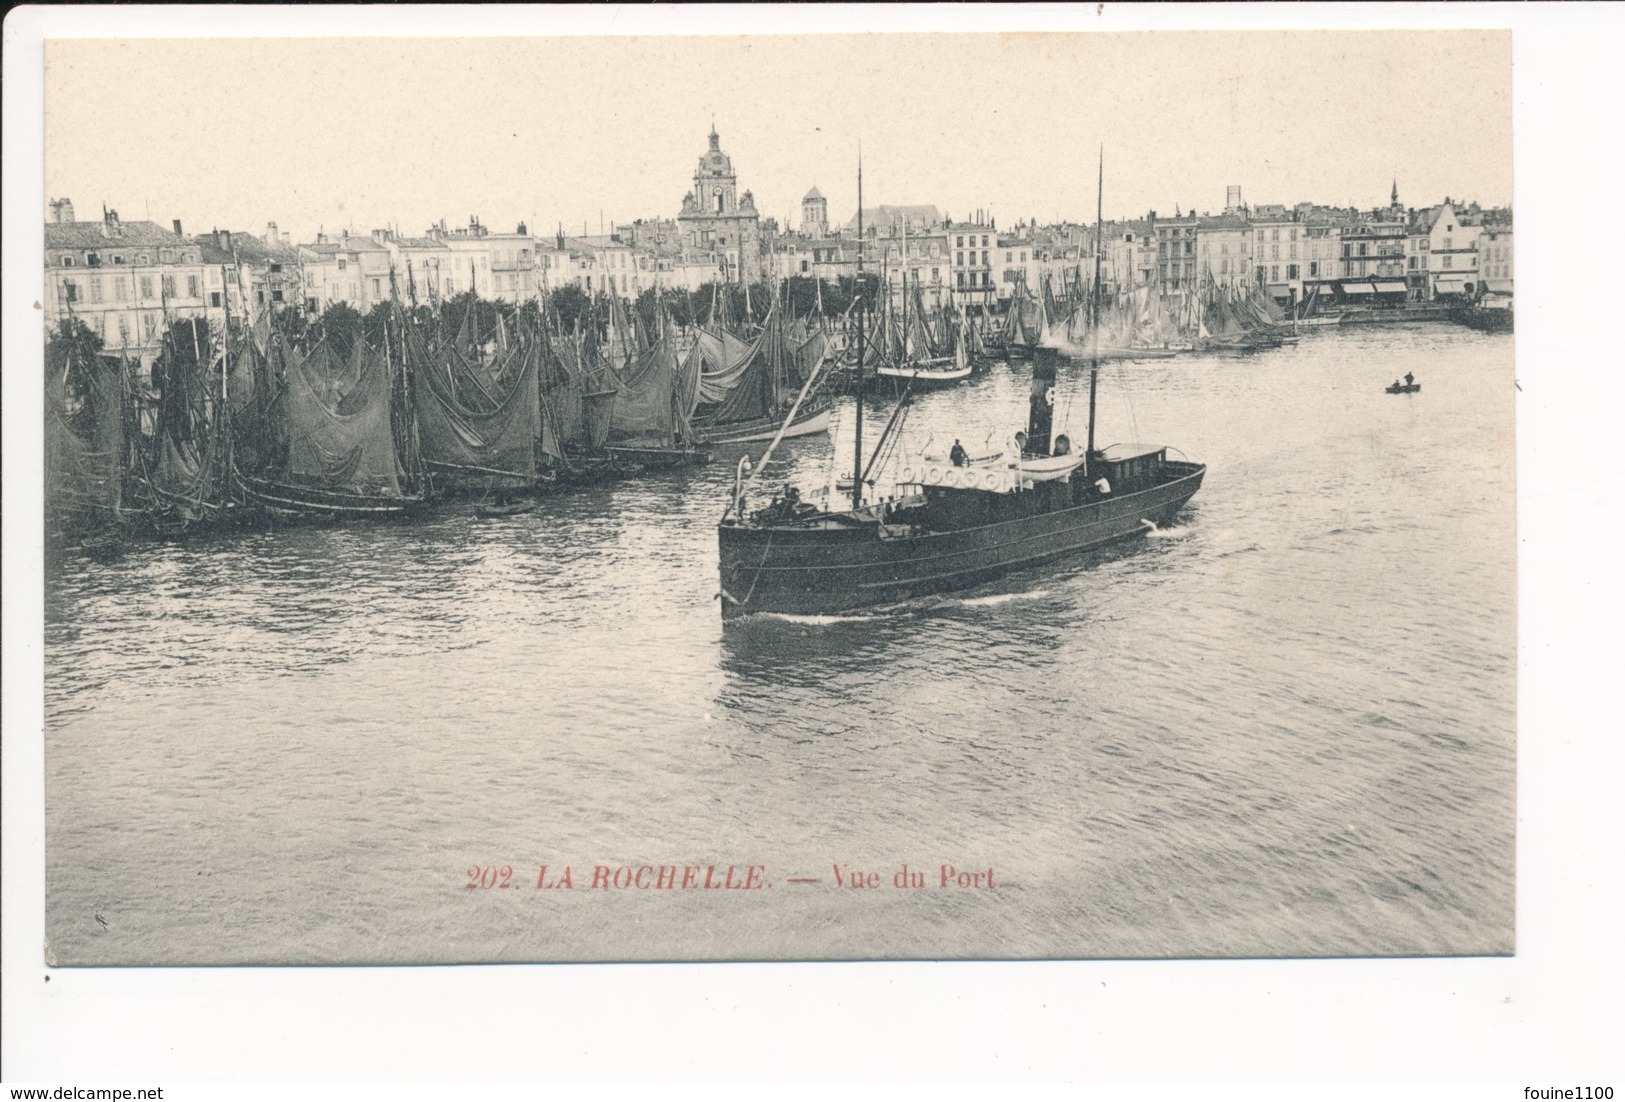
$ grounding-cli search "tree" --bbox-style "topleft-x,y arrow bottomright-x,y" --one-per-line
46,317 -> 105,376
548,285 -> 589,332
317,302 -> 363,359
362,302 -> 394,349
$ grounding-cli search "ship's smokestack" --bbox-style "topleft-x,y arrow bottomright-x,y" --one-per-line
1026,346 -> 1060,456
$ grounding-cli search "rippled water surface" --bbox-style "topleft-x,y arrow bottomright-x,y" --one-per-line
44,324 -> 1515,964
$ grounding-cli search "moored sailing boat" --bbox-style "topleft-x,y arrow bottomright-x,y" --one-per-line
717,150 -> 1205,619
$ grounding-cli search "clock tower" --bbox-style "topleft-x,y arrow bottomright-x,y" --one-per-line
677,126 -> 761,282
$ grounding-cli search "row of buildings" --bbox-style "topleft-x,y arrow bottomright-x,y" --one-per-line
44,128 -> 1513,364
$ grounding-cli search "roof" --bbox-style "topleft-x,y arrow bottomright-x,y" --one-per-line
842,204 -> 943,231
1099,443 -> 1167,463
1197,214 -> 1249,231
1410,205 -> 1448,234
45,219 -> 181,249
803,187 -> 825,201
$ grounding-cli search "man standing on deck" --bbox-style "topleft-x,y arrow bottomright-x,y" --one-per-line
950,439 -> 969,467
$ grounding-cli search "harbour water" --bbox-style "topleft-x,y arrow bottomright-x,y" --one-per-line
43,323 -> 1516,965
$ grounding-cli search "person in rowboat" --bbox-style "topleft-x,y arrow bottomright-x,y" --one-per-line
950,439 -> 969,467
1404,372 -> 1415,387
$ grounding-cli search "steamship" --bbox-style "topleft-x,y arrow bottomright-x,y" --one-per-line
716,153 -> 1205,620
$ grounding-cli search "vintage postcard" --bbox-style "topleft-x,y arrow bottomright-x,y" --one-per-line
28,20 -> 1516,972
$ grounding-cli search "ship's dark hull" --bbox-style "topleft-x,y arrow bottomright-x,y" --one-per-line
718,461 -> 1204,618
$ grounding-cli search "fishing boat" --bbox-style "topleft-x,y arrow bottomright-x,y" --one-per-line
233,326 -> 428,518
716,151 -> 1204,620
1385,381 -> 1422,394
688,305 -> 834,446
603,324 -> 713,468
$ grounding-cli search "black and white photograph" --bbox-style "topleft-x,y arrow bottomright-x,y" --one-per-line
5,2 -> 1621,1087
33,25 -> 1519,966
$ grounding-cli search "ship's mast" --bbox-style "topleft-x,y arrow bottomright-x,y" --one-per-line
852,153 -> 865,510
1087,146 -> 1104,458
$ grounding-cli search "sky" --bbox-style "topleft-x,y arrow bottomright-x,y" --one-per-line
42,21 -> 1511,245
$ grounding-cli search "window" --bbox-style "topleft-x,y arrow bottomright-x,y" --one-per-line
1310,261 -> 1319,277
270,262 -> 282,273
118,316 -> 130,343
1220,258 -> 1230,275
88,251 -> 101,266
1020,251 -> 1027,262
1287,264 -> 1299,279
956,272 -> 966,289
1271,244 -> 1280,260
981,236 -> 988,247
137,254 -> 148,264
1006,251 -> 1012,262
187,275 -> 200,298
931,267 -> 939,281
1442,237 -> 1452,251
139,275 -> 154,298
337,259 -> 347,271
1256,266 -> 1267,283
1443,255 -> 1452,269
1408,256 -> 1417,270
143,314 -> 157,339
114,277 -> 128,301
372,278 -> 382,296
210,292 -> 222,307
1220,242 -> 1229,255
800,260 -> 809,273
956,251 -> 964,266
89,277 -> 103,303
956,235 -> 964,248
1271,265 -> 1280,281
113,254 -> 125,264
61,255 -> 75,267
62,279 -> 79,303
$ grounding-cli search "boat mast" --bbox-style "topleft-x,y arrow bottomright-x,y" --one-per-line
1087,146 -> 1103,458
852,152 -> 865,510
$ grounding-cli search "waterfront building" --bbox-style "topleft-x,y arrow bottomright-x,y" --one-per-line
877,222 -> 951,311
996,233 -> 1042,302
1406,199 -> 1479,300
45,201 -> 235,366
1337,206 -> 1408,306
1477,215 -> 1513,294
1153,212 -> 1200,290
298,230 -> 393,313
676,127 -> 763,283
208,224 -> 302,313
1195,212 -> 1253,289
947,219 -> 996,308
1248,206 -> 1309,305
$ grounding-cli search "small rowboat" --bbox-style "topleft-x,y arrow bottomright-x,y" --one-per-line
1385,382 -> 1422,394
475,500 -> 536,517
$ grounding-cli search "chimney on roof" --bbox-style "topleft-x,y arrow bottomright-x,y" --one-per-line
49,197 -> 76,223
223,230 -> 233,252
267,221 -> 278,245
517,221 -> 527,236
172,219 -> 183,236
